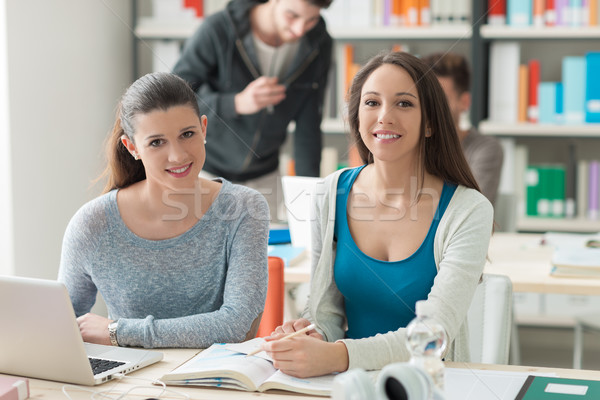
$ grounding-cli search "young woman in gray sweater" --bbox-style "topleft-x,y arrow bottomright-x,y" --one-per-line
58,72 -> 269,348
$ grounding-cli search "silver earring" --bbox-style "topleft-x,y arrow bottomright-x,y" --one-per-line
132,152 -> 139,160
204,139 -> 207,144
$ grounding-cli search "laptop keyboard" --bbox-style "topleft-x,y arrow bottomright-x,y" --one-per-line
89,357 -> 126,375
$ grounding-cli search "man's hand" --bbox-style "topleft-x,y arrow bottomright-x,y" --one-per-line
234,76 -> 286,115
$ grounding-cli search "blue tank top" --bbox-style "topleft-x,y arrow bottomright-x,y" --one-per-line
334,166 -> 457,339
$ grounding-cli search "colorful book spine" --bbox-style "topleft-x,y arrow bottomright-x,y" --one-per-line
528,59 -> 541,123
533,0 -> 546,26
488,0 -> 507,24
518,64 -> 529,122
546,0 -> 557,25
577,159 -> 589,219
565,143 -> 577,218
555,82 -> 564,123
508,0 -> 532,26
556,0 -> 570,25
384,0 -> 392,26
562,56 -> 587,125
590,0 -> 598,25
585,52 -> 600,123
571,0 -> 584,27
589,160 -> 599,219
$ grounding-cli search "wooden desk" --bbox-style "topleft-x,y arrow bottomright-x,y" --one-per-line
2,349 -> 321,399
485,233 -> 600,296
5,349 -> 600,399
284,233 -> 600,295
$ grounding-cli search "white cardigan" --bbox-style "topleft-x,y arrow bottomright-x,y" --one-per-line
302,168 -> 494,370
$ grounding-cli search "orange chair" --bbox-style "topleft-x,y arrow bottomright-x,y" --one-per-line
256,256 -> 285,337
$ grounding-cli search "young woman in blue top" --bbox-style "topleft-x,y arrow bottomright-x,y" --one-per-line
58,72 -> 269,348
262,52 -> 494,377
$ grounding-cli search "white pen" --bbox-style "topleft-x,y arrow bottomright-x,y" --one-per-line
246,323 -> 316,357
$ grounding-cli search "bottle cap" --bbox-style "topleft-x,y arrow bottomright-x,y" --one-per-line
415,300 -> 433,317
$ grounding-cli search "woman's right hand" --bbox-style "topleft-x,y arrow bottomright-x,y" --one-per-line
269,318 -> 323,340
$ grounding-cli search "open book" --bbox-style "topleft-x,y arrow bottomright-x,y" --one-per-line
159,338 -> 334,396
551,247 -> 600,279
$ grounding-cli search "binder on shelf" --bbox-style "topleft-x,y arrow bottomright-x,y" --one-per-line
508,0 -> 532,26
566,143 -> 577,218
585,52 -> 600,123
577,159 -> 589,220
555,0 -> 569,26
538,82 -> 557,124
518,64 -> 529,122
562,56 -> 586,125
488,0 -> 507,25
555,82 -> 564,124
489,41 -> 520,123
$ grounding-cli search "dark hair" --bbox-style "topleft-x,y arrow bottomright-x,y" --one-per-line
100,72 -> 201,193
421,52 -> 470,95
347,51 -> 480,192
306,0 -> 333,8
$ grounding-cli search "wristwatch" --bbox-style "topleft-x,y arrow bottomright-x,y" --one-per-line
108,321 -> 119,346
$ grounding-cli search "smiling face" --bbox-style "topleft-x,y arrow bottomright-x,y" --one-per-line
358,63 -> 424,165
122,105 -> 207,190
272,0 -> 322,43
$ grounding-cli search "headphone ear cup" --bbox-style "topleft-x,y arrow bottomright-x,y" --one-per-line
376,362 -> 439,400
332,368 -> 377,400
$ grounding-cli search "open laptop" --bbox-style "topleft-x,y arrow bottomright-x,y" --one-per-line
0,275 -> 163,385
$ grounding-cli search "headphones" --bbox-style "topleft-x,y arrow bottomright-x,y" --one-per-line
332,362 -> 446,400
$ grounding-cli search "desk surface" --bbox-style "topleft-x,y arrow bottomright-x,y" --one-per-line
5,349 -> 600,399
284,233 -> 600,295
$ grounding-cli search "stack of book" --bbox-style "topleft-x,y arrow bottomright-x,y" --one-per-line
488,0 -> 600,27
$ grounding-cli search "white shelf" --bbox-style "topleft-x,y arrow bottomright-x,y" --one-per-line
135,17 -> 202,40
481,25 -> 600,39
516,217 -> 600,233
479,120 -> 600,137
330,25 -> 472,40
135,18 -> 472,41
322,118 -> 346,134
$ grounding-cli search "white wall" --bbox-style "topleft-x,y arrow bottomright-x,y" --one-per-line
6,0 -> 132,279
0,0 -> 14,275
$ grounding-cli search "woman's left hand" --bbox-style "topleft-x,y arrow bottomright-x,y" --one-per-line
262,335 -> 349,378
76,313 -> 112,345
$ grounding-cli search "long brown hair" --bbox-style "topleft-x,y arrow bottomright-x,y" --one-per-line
100,72 -> 201,193
346,51 -> 480,192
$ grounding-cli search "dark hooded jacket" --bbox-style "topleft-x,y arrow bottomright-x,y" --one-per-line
173,0 -> 332,180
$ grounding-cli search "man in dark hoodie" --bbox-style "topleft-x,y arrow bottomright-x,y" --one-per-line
173,0 -> 333,221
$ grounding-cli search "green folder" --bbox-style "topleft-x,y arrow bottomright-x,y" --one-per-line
515,376 -> 600,399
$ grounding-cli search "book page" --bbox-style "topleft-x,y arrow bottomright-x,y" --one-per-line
223,337 -> 272,361
258,370 -> 336,396
160,343 -> 276,391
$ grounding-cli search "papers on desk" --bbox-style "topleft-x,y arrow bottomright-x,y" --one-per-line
445,368 -> 556,400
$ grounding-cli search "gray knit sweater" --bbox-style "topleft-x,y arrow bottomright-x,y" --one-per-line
58,180 -> 269,348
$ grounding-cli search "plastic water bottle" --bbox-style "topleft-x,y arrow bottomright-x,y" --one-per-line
405,300 -> 448,392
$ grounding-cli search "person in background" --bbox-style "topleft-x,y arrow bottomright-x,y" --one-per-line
260,51 -> 493,378
173,0 -> 333,221
422,51 -> 503,207
58,72 -> 269,348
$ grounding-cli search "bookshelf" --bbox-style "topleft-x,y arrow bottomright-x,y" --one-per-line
132,1 -> 600,234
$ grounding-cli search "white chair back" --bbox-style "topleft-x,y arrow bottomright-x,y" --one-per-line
467,274 -> 513,364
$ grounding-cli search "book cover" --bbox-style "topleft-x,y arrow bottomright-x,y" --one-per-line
585,52 -> 600,123
516,375 -> 600,399
508,0 -> 532,26
160,340 -> 334,396
562,56 -> 586,124
0,376 -> 29,400
489,41 -> 520,123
